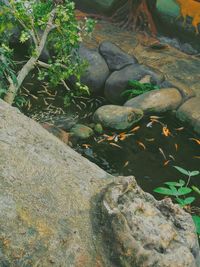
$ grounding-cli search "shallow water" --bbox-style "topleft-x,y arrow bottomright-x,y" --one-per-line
73,113 -> 200,204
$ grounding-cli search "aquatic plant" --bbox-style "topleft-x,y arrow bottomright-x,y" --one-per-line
121,79 -> 159,100
154,166 -> 200,234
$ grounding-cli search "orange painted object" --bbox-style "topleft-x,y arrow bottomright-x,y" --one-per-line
175,0 -> 200,34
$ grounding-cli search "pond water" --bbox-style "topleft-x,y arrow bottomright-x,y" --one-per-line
14,40 -> 200,215
72,111 -> 200,205
20,74 -> 200,208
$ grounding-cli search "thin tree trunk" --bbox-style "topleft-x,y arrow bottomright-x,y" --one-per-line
4,8 -> 56,105
4,57 -> 37,104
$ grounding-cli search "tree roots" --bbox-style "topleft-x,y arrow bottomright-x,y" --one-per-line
111,0 -> 157,35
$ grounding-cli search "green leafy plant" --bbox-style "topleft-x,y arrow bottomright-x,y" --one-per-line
0,0 -> 95,105
154,166 -> 200,234
154,179 -> 194,207
121,80 -> 159,100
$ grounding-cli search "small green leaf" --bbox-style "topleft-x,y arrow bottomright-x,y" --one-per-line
192,186 -> 200,195
177,187 -> 192,196
182,197 -> 195,205
178,179 -> 185,186
154,187 -> 174,196
176,197 -> 185,206
173,166 -> 189,176
189,171 -> 200,177
192,215 -> 200,234
169,185 -> 178,195
165,181 -> 183,187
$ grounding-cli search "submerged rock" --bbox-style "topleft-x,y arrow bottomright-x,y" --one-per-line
104,64 -> 164,104
78,45 -> 110,94
93,105 -> 143,130
176,97 -> 200,134
99,41 -> 138,71
71,124 -> 94,139
101,176 -> 200,267
94,123 -> 104,134
41,123 -> 70,144
43,114 -> 78,131
124,88 -> 183,114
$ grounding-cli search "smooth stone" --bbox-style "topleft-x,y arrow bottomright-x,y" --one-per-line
176,97 -> 200,134
104,64 -> 164,104
99,41 -> 138,71
71,124 -> 94,139
101,176 -> 200,267
94,123 -> 104,134
124,88 -> 183,114
41,123 -> 71,144
78,45 -> 110,94
93,105 -> 143,130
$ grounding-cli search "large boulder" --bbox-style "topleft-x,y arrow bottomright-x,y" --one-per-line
124,88 -> 183,114
0,99 -> 199,266
79,45 -> 110,94
93,105 -> 143,130
104,64 -> 164,104
176,97 -> 200,134
0,99 -> 113,266
99,41 -> 138,71
101,176 -> 200,267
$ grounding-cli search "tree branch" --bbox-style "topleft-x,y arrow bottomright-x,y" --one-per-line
4,8 -> 57,104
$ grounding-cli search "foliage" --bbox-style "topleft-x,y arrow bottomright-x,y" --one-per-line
154,166 -> 200,234
0,0 -> 95,104
121,80 -> 159,100
0,44 -> 17,97
63,82 -> 90,108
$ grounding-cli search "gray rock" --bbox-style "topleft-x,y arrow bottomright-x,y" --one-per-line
93,105 -> 143,130
124,88 -> 183,114
79,45 -> 110,94
0,99 -> 198,266
0,99 -> 114,266
45,114 -> 78,131
104,64 -> 164,104
176,97 -> 200,134
101,176 -> 200,267
99,41 -> 138,71
71,124 -> 94,139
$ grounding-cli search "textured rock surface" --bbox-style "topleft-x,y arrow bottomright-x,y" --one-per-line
124,88 -> 183,114
0,100 -> 114,266
93,105 -> 143,130
41,123 -> 70,144
176,97 -> 200,134
104,64 -> 164,104
101,177 -> 200,267
79,45 -> 110,93
0,99 -> 199,266
40,114 -> 78,131
82,20 -> 200,98
71,124 -> 94,139
99,41 -> 137,71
